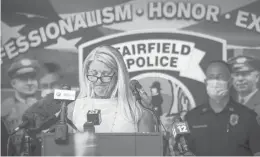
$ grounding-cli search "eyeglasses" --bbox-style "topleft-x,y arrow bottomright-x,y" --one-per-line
86,73 -> 115,83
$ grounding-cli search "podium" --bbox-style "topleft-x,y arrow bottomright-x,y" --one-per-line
41,132 -> 163,156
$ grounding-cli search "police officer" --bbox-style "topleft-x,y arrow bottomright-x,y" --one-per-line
40,62 -> 63,97
228,55 -> 260,115
1,58 -> 40,155
161,60 -> 260,156
184,60 -> 260,156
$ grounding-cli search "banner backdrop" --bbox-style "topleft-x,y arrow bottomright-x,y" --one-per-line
1,0 -> 260,115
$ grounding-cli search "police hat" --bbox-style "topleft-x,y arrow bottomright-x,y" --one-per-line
150,81 -> 161,90
227,55 -> 260,73
8,58 -> 40,78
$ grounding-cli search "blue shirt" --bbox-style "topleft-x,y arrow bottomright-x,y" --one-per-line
185,99 -> 260,156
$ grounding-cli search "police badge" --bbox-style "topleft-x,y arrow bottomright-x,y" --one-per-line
230,114 -> 239,126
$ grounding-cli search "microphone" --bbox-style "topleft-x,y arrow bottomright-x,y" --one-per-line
172,116 -> 194,156
10,91 -> 64,136
129,79 -> 152,106
11,85 -> 76,136
87,109 -> 102,125
130,79 -> 163,132
10,118 -> 32,135
22,93 -> 62,124
54,85 -> 76,144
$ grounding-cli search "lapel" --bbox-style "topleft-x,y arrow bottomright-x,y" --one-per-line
245,90 -> 260,110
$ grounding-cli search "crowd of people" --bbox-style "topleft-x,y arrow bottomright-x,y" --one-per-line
1,45 -> 260,156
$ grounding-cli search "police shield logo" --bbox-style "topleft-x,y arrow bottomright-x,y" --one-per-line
78,30 -> 227,114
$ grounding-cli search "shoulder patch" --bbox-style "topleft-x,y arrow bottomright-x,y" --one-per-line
1,97 -> 16,116
2,97 -> 16,106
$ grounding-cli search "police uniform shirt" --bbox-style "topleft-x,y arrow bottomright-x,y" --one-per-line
185,99 -> 260,156
1,96 -> 37,154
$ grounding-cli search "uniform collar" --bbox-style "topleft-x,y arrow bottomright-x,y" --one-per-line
200,98 -> 236,114
14,92 -> 26,104
14,92 -> 37,105
238,89 -> 258,105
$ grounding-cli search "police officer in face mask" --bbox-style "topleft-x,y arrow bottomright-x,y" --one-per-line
161,60 -> 260,156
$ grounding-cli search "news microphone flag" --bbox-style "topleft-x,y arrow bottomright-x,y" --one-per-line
54,89 -> 76,101
87,110 -> 102,125
172,121 -> 190,138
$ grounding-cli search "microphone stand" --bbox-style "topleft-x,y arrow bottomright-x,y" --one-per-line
7,128 -> 33,156
54,101 -> 69,144
54,100 -> 79,144
20,130 -> 32,156
131,85 -> 166,132
132,85 -> 175,156
137,99 -> 162,132
7,134 -> 14,156
137,99 -> 172,156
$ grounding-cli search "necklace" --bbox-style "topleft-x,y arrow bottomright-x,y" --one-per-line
110,103 -> 118,132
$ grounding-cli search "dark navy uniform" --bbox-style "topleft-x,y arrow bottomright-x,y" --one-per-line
1,58 -> 40,154
185,99 -> 260,156
228,55 -> 260,115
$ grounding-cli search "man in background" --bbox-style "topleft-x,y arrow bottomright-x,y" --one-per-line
40,62 -> 63,97
150,81 -> 163,117
228,55 -> 260,115
161,60 -> 260,156
1,58 -> 41,155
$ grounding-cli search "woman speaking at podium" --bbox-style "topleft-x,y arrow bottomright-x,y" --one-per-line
67,45 -> 154,133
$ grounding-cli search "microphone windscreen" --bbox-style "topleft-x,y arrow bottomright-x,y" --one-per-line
22,93 -> 61,121
135,81 -> 142,90
129,80 -> 138,91
130,79 -> 143,90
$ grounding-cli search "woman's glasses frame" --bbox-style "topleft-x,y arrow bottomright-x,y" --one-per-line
86,73 -> 115,83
